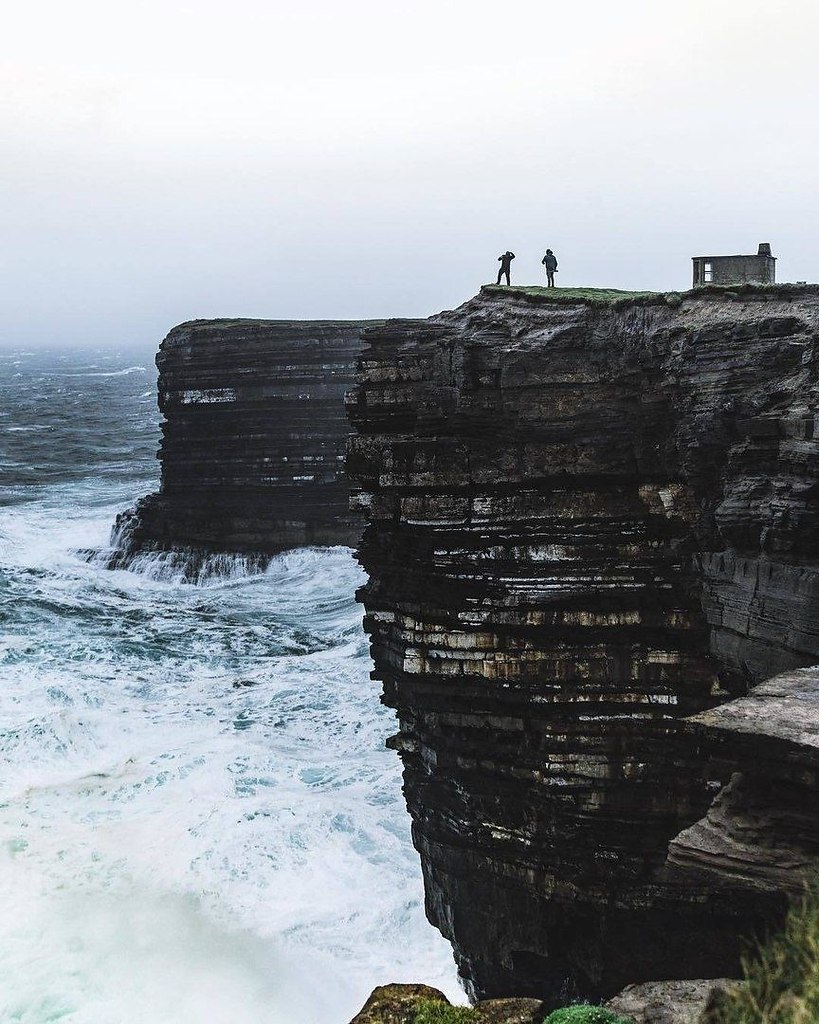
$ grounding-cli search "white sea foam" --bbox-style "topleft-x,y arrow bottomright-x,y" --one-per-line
53,365 -> 148,378
0,501 -> 462,1022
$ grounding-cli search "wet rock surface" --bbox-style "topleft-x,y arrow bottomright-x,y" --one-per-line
346,285 -> 819,1004
110,317 -> 377,567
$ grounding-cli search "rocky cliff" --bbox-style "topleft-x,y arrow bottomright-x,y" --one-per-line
109,318 -> 377,571
346,284 -> 819,1005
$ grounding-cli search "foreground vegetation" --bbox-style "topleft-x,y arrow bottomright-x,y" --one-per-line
413,1001 -> 477,1024
543,1007 -> 633,1024
708,885 -> 819,1024
411,998 -> 633,1024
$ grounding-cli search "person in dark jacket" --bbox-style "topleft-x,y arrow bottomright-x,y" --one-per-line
542,249 -> 558,287
496,251 -> 515,285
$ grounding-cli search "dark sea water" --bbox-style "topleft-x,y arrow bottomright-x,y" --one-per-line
0,347 -> 458,1023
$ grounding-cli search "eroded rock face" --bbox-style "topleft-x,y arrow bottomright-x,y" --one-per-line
109,318 -> 377,569
668,667 -> 819,898
346,285 -> 819,1004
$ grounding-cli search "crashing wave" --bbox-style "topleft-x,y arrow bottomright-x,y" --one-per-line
112,545 -> 271,584
76,507 -> 269,583
82,541 -> 271,585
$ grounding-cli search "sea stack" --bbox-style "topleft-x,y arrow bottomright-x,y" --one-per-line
109,317 -> 378,573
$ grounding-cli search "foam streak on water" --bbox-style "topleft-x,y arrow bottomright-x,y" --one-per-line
0,347 -> 460,1023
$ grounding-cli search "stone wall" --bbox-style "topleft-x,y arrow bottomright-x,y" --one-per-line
346,284 -> 819,1005
692,254 -> 776,287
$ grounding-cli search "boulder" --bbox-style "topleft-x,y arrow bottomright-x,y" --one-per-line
605,979 -> 735,1024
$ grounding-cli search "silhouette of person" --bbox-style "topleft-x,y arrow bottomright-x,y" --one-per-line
542,249 -> 558,287
496,251 -> 515,286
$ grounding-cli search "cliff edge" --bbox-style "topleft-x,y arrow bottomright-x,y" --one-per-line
346,284 -> 819,1004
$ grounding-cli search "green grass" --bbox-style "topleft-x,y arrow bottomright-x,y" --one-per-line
482,281 -> 818,309
707,884 -> 819,1024
482,285 -> 661,307
543,1006 -> 634,1024
412,1000 -> 478,1024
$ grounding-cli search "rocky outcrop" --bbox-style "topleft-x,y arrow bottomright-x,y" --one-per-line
346,285 -> 819,1005
109,318 -> 377,571
349,984 -> 544,1024
349,985 -> 452,1024
350,977 -> 735,1024
668,666 -> 819,899
605,979 -> 734,1024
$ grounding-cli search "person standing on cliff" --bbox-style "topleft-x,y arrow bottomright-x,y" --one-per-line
496,251 -> 515,286
542,249 -> 558,287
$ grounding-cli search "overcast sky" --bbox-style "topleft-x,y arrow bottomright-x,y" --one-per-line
3,0 -> 818,345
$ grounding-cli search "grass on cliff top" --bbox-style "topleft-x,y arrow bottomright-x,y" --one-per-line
482,281 -> 819,309
708,883 -> 819,1024
482,285 -> 661,307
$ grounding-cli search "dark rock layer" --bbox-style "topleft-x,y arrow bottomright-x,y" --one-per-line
346,285 -> 819,1004
110,318 -> 377,568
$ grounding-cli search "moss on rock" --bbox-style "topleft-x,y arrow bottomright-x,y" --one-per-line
544,1006 -> 635,1024
413,1000 -> 477,1024
349,986 -> 545,1024
350,985 -> 453,1024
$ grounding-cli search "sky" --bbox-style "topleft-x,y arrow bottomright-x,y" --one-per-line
2,0 -> 818,345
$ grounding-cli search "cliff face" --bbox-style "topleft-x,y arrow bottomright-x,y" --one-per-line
346,285 -> 819,1004
110,318 -> 377,569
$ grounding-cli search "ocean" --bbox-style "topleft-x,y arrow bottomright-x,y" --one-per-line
0,346 -> 460,1023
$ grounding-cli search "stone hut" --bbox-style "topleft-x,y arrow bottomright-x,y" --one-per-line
692,242 -> 776,287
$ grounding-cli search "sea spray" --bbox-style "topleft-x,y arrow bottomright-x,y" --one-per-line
0,347 -> 461,1023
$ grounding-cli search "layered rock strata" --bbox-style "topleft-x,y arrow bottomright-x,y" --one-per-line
668,667 -> 819,901
110,318 -> 377,568
346,285 -> 819,1004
